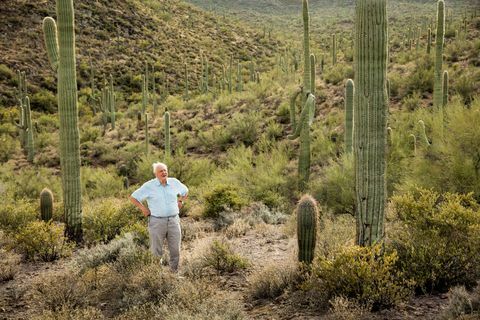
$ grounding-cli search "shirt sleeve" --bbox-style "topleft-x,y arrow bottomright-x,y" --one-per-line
174,179 -> 189,197
131,182 -> 149,202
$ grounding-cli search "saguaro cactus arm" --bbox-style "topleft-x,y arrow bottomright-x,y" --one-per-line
43,17 -> 59,71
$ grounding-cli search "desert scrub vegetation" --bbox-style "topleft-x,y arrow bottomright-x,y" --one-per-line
306,245 -> 413,311
389,188 -> 480,293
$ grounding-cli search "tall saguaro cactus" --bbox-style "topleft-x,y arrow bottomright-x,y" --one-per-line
296,194 -> 318,265
354,0 -> 388,246
42,0 -> 82,242
345,79 -> 354,153
433,0 -> 445,109
24,97 -> 34,163
302,0 -> 311,101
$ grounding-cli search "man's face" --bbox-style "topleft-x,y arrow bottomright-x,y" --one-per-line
155,167 -> 168,180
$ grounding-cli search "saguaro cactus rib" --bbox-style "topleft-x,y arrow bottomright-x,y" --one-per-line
354,0 -> 388,246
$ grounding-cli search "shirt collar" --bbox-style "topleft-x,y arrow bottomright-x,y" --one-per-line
155,178 -> 169,186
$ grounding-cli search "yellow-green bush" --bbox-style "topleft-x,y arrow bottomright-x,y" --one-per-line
308,245 -> 412,310
203,239 -> 249,274
0,198 -> 37,231
0,134 -> 17,163
203,185 -> 244,218
81,166 -> 124,199
311,153 -> 355,216
390,188 -> 480,293
14,221 -> 73,261
83,198 -> 141,244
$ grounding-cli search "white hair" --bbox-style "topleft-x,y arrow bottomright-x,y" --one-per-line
152,162 -> 168,173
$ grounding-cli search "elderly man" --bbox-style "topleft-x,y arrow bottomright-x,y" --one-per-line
129,162 -> 188,272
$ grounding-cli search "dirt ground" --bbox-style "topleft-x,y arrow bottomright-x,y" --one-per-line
0,221 -> 452,320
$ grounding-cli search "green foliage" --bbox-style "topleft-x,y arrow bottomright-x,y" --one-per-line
390,188 -> 480,293
308,245 -> 412,310
311,153 -> 355,215
323,64 -> 354,85
0,134 -> 18,163
226,112 -> 260,146
14,221 -> 73,261
165,149 -> 216,188
81,166 -> 124,199
203,185 -> 245,218
0,199 -> 37,232
83,198 -> 141,244
30,89 -> 57,113
400,98 -> 480,200
203,239 -> 249,273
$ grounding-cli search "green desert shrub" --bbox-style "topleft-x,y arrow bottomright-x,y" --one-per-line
30,89 -> 57,113
0,198 -> 37,231
399,97 -> 480,200
390,188 -> 480,293
83,198 -> 140,244
202,239 -> 249,274
203,185 -> 244,218
81,166 -> 124,199
0,134 -> 17,162
308,245 -> 412,311
226,112 -> 260,146
165,149 -> 216,187
0,165 -> 62,201
14,221 -> 73,262
323,64 -> 354,85
311,153 -> 355,216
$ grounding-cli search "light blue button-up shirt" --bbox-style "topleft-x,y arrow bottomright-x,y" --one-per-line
131,178 -> 188,217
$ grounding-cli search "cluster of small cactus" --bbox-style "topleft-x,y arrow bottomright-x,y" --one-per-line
353,0 -> 388,246
43,0 -> 83,242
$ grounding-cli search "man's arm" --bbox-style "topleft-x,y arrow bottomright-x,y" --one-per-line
129,196 -> 151,217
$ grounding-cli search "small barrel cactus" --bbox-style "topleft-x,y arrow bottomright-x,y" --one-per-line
40,188 -> 54,222
296,194 -> 318,265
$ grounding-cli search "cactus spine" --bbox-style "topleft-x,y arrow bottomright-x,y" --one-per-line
40,188 -> 54,222
164,111 -> 170,160
42,0 -> 82,242
433,0 -> 445,109
443,70 -> 448,107
296,194 -> 318,265
345,79 -> 354,153
354,0 -> 388,246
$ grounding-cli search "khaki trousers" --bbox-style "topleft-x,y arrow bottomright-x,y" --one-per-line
148,215 -> 181,271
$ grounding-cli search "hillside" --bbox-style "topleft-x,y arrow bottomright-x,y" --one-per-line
0,0 -> 280,108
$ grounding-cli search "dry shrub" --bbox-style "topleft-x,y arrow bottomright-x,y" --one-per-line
32,306 -> 105,320
225,219 -> 251,238
440,285 -> 480,320
325,296 -> 371,320
30,267 -> 88,312
0,248 -> 21,281
247,261 -> 301,300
